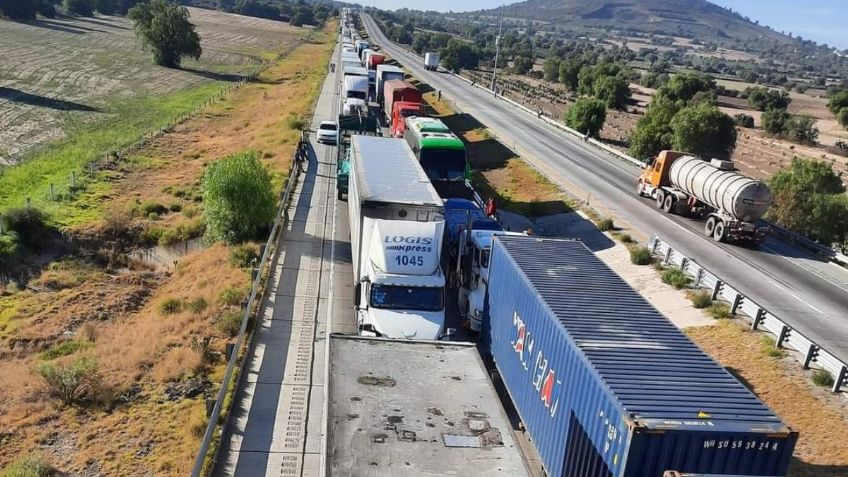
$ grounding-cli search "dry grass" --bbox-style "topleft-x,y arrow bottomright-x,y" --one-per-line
686,320 -> 848,476
0,20 -> 337,476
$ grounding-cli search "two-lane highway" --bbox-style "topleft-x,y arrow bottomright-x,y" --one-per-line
362,14 -> 848,363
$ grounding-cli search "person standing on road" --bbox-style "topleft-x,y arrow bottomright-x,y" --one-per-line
437,90 -> 441,101
485,197 -> 497,219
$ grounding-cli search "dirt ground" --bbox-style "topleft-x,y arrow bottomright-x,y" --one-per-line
0,21 -> 335,475
687,321 -> 848,476
0,7 -> 304,164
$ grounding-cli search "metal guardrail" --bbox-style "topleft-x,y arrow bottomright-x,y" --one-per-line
649,235 -> 848,393
190,132 -> 306,477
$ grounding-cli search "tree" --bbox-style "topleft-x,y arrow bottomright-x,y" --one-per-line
512,56 -> 533,75
558,58 -> 582,90
565,98 -> 606,138
202,151 -> 276,244
0,0 -> 38,19
543,55 -> 560,82
64,0 -> 94,15
669,103 -> 737,159
746,86 -> 791,111
440,38 -> 478,71
640,71 -> 668,89
593,75 -> 630,109
837,108 -> 848,129
827,90 -> 848,115
762,108 -> 790,136
767,158 -> 848,248
659,72 -> 716,102
128,0 -> 201,68
290,7 -> 313,26
628,95 -> 683,159
95,0 -> 116,14
412,33 -> 430,54
785,115 -> 819,145
734,113 -> 754,128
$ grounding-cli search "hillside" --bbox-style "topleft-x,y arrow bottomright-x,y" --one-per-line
468,0 -> 789,46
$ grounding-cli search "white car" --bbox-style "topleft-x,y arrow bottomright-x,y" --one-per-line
317,121 -> 339,145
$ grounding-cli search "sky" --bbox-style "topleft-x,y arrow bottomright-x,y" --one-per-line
357,0 -> 848,50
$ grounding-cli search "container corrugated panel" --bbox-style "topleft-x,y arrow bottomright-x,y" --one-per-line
351,136 -> 441,207
483,236 -> 797,477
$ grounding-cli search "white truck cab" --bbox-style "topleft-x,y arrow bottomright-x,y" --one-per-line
343,74 -> 368,115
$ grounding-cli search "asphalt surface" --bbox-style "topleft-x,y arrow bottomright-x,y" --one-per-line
361,14 -> 848,363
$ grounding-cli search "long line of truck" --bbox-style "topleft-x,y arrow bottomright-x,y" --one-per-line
326,10 -> 798,477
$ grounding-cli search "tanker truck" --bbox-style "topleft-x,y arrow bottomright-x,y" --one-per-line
636,150 -> 771,244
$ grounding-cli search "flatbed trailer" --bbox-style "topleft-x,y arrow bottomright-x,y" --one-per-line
324,335 -> 530,476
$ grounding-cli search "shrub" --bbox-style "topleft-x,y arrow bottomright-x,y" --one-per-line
661,268 -> 691,289
565,97 -> 607,138
3,207 -> 48,250
733,113 -> 754,128
688,290 -> 712,309
612,232 -> 633,243
202,151 -> 276,244
182,205 -> 199,218
158,298 -> 184,315
0,232 -> 21,268
139,201 -> 168,216
187,297 -> 208,314
0,453 -> 54,477
285,114 -> 306,130
597,217 -> 615,231
141,226 -> 166,245
229,243 -> 259,268
64,0 -> 95,16
39,340 -> 91,360
216,311 -> 243,337
36,356 -> 100,405
760,337 -> 784,358
811,369 -> 835,387
158,219 -> 204,246
629,246 -> 653,265
80,322 -> 97,342
706,303 -> 732,319
190,335 -> 216,365
168,202 -> 182,213
218,286 -> 245,306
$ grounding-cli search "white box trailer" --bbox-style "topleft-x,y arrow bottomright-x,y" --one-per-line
424,52 -> 440,71
325,335 -> 531,476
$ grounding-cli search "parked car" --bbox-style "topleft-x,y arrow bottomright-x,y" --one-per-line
317,120 -> 339,144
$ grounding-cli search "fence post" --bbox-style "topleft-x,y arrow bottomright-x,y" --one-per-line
832,366 -> 847,393
751,309 -> 766,330
664,246 -> 672,265
679,257 -> 688,272
711,280 -> 723,300
730,293 -> 743,315
693,267 -> 704,287
205,398 -> 216,417
776,325 -> 791,348
802,344 -> 819,369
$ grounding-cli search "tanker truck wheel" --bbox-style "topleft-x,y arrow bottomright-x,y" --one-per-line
662,194 -> 674,213
705,217 -> 716,237
713,221 -> 727,243
655,191 -> 665,209
636,180 -> 645,197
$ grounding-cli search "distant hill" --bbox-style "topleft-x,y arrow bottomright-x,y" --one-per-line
467,0 -> 791,45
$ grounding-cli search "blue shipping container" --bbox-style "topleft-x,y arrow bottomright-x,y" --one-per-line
483,236 -> 797,477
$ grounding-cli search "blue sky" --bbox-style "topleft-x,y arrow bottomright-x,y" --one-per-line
358,0 -> 848,50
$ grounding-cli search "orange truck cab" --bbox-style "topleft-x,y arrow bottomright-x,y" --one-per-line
391,101 -> 425,138
637,150 -> 687,192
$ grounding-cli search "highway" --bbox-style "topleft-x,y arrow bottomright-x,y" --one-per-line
361,14 -> 848,364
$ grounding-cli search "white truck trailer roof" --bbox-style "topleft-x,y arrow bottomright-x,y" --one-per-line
351,136 -> 442,208
325,335 -> 530,476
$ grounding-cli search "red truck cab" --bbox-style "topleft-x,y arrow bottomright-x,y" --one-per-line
392,101 -> 426,138
368,54 -> 385,70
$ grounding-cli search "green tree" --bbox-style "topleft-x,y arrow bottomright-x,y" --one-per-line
128,0 -> 201,68
543,55 -> 560,82
202,151 -> 276,244
565,98 -> 607,138
558,58 -> 582,90
593,75 -> 630,109
734,113 -> 755,128
746,86 -> 791,111
669,103 -> 737,159
640,71 -> 668,89
411,33 -> 430,54
837,108 -> 848,128
767,158 -> 847,248
628,95 -> 683,159
762,108 -> 790,136
827,90 -> 848,115
659,72 -> 716,102
512,56 -> 534,75
440,38 -> 478,71
0,0 -> 38,19
290,6 -> 313,26
95,0 -> 116,14
64,0 -> 94,15
785,115 -> 819,145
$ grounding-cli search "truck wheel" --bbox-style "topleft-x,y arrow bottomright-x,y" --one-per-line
713,221 -> 727,243
705,217 -> 716,237
655,191 -> 665,209
337,189 -> 344,200
636,180 -> 645,197
662,194 -> 674,213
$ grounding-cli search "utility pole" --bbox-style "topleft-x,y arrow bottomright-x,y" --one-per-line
490,5 -> 504,94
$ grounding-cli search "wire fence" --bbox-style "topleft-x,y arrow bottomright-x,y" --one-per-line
649,235 -> 848,393
190,131 -> 306,477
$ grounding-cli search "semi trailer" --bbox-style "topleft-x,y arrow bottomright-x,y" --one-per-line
480,236 -> 797,477
383,80 -> 422,124
424,51 -> 439,71
348,136 -> 447,340
324,335 -> 530,476
375,64 -> 404,105
636,151 -> 771,244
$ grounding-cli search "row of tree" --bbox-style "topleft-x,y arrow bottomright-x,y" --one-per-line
217,0 -> 333,26
0,0 -> 138,19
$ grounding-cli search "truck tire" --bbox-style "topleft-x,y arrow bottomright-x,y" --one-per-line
655,191 -> 665,209
705,217 -> 716,237
662,194 -> 674,213
636,180 -> 645,197
337,189 -> 344,200
713,221 -> 727,243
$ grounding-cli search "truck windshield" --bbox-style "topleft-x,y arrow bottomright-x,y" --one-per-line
420,149 -> 466,181
401,108 -> 420,118
370,284 -> 444,312
347,91 -> 366,100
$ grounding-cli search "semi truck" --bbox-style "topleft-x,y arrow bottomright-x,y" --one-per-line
480,235 -> 798,477
390,100 -> 425,138
375,64 -> 404,106
383,79 -> 422,123
355,39 -> 369,56
424,51 -> 439,71
342,74 -> 368,115
324,334 -> 530,476
403,116 -> 473,198
348,136 -> 447,340
636,151 -> 771,244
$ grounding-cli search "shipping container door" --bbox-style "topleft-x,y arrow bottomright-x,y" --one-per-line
563,411 -> 614,477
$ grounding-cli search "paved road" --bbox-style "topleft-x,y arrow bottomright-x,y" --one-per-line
213,45 -> 355,477
362,14 -> 848,363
